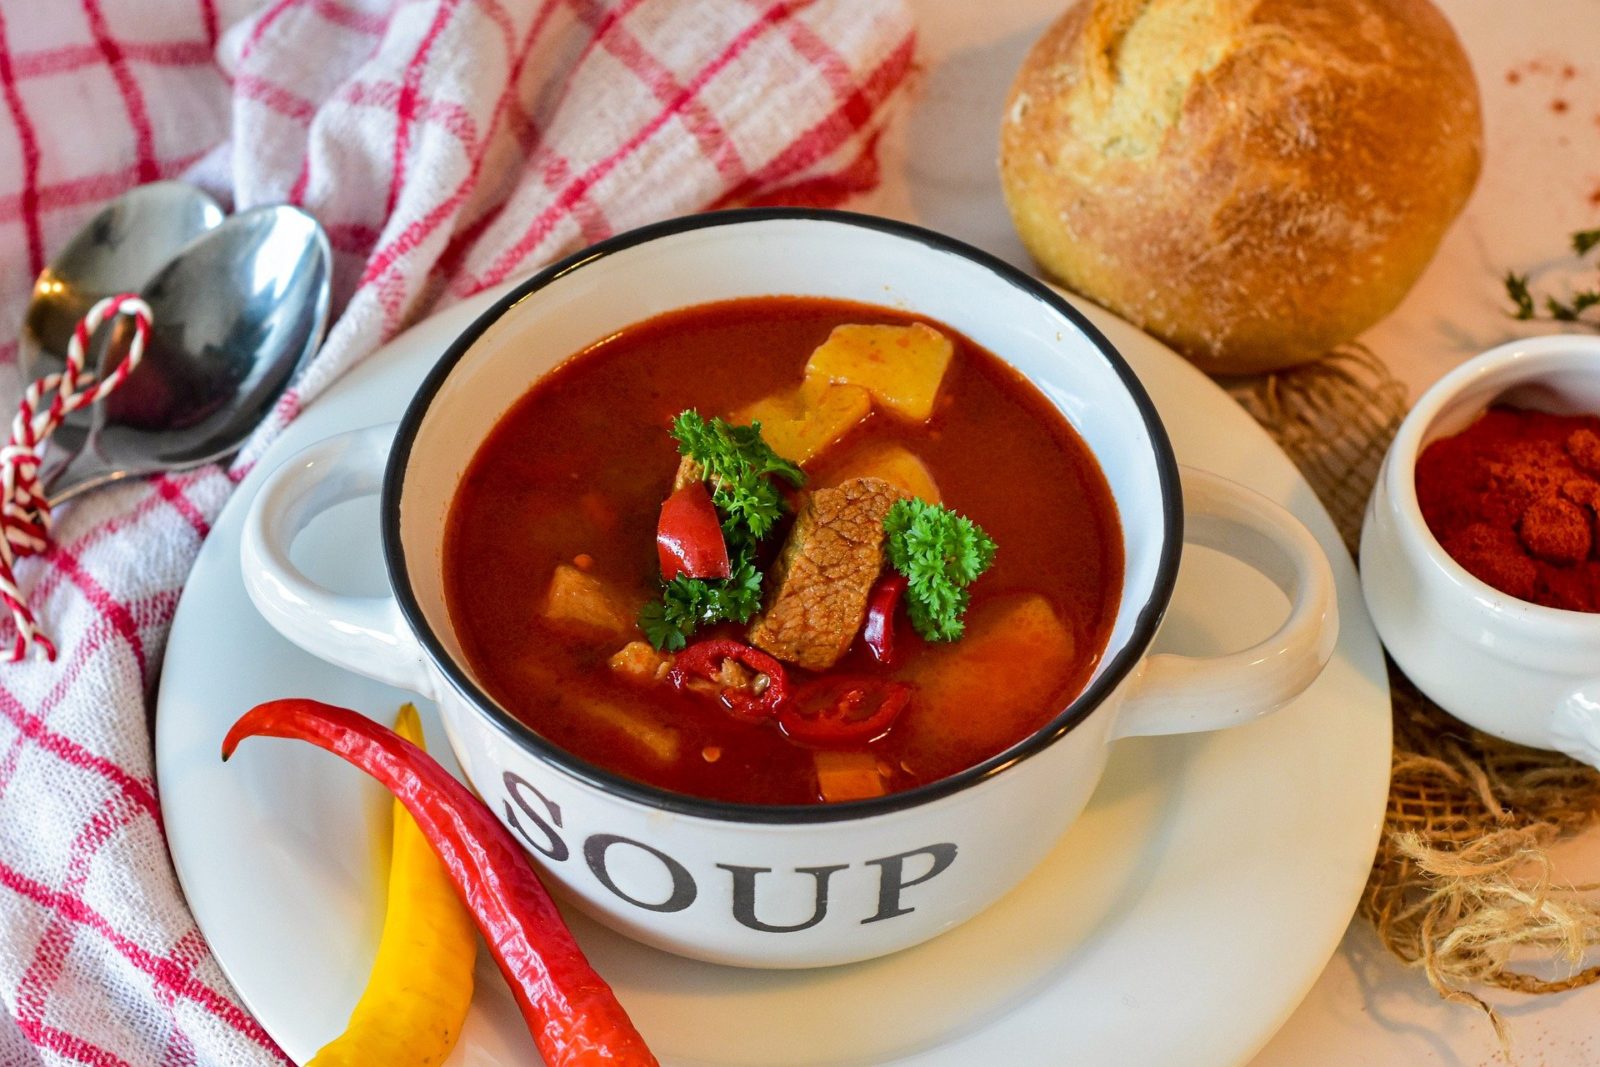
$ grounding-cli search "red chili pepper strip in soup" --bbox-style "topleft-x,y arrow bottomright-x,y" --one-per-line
222,699 -> 658,1067
861,575 -> 907,667
655,481 -> 731,580
779,677 -> 913,747
668,639 -> 790,721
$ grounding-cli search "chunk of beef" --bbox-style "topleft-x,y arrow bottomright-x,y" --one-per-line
747,477 -> 902,670
673,456 -> 703,492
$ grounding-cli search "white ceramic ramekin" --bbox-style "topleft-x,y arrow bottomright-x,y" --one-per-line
239,210 -> 1338,968
1361,334 -> 1600,762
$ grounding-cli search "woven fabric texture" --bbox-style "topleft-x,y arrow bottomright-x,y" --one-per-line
0,1 -> 914,1062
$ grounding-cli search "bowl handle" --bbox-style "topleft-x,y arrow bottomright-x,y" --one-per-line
1113,467 -> 1338,739
239,423 -> 435,698
1549,684 -> 1600,769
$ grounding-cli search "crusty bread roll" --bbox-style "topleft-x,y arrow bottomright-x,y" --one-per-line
1000,0 -> 1483,374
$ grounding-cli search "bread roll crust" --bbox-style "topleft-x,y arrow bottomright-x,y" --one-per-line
1000,0 -> 1483,374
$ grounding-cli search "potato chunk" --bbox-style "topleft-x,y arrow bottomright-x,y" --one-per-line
608,640 -> 673,685
575,697 -> 681,764
511,646 -> 679,764
830,442 -> 941,503
903,595 -> 1077,755
734,382 -> 870,466
543,564 -> 630,636
804,323 -> 953,422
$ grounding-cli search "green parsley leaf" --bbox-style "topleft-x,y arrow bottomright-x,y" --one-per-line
883,498 -> 997,642
636,412 -> 800,655
639,551 -> 765,651
638,594 -> 693,652
1573,229 -> 1600,257
704,554 -> 765,623
671,411 -> 804,544
640,412 -> 804,650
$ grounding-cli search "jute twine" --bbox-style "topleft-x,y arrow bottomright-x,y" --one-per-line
1225,345 -> 1600,1045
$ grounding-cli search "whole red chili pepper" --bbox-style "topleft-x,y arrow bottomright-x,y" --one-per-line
861,575 -> 908,667
667,638 -> 790,722
778,677 -> 913,747
222,699 -> 658,1067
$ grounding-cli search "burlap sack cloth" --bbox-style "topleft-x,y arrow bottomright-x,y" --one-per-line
1225,347 -> 1600,1045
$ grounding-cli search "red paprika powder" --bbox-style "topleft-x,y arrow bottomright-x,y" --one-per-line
1415,405 -> 1600,612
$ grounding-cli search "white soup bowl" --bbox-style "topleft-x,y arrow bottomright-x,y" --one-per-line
1361,334 -> 1600,763
240,211 -> 1338,968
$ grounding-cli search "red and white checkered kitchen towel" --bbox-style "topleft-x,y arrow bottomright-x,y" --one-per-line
0,1 -> 914,1062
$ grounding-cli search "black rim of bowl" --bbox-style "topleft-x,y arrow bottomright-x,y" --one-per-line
383,207 -> 1183,824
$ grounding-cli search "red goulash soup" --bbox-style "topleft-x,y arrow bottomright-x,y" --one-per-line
443,297 -> 1123,805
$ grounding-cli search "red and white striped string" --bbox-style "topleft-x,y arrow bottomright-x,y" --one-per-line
0,294 -> 151,662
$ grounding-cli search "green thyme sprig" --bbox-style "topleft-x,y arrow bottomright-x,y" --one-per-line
1505,229 -> 1600,324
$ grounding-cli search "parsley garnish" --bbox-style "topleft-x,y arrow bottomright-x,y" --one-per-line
1504,230 -> 1600,325
671,411 -> 804,546
883,498 -> 997,642
639,552 -> 764,651
638,413 -> 804,650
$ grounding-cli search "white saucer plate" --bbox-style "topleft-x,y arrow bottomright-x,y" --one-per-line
156,284 -> 1390,1066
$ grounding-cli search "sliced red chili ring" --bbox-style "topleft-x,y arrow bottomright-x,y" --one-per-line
778,676 -> 913,747
667,638 -> 789,721
861,574 -> 907,667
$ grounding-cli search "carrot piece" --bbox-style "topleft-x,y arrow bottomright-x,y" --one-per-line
813,750 -> 887,802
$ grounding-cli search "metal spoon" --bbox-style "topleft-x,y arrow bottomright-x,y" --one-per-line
19,182 -> 224,478
45,204 -> 333,502
20,181 -> 224,380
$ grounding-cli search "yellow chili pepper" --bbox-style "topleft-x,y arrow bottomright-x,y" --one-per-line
309,705 -> 477,1067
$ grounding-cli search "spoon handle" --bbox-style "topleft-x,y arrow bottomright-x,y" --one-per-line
37,425 -> 88,489
42,443 -> 132,506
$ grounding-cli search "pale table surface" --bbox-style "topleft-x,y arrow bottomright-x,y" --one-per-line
862,1 -> 1600,1064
